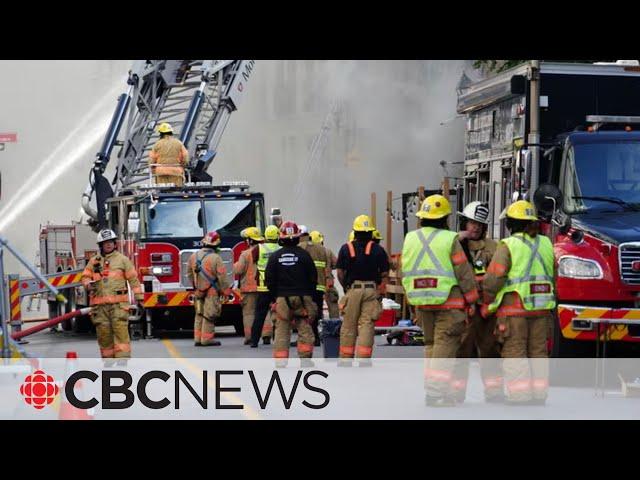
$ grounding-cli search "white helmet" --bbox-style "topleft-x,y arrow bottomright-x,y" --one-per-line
97,229 -> 118,243
457,201 -> 490,225
298,225 -> 309,235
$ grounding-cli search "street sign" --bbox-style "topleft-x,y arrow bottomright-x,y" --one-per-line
0,133 -> 17,143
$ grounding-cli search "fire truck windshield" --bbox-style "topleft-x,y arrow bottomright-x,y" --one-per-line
203,199 -> 261,236
143,199 -> 204,238
563,142 -> 640,214
140,197 -> 263,239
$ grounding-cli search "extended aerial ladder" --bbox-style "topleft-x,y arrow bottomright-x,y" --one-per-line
82,60 -> 256,229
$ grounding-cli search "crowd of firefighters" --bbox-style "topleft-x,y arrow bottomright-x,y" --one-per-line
80,188 -> 555,407
77,122 -> 556,406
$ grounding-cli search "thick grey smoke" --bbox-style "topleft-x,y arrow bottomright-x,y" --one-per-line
0,60 -> 470,275
217,60 -> 470,258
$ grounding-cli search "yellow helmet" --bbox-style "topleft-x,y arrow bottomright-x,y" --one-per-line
157,122 -> 174,134
310,230 -> 324,244
264,225 -> 280,241
373,229 -> 383,241
352,214 -> 375,232
500,200 -> 537,221
416,194 -> 451,219
348,231 -> 355,242
242,226 -> 264,242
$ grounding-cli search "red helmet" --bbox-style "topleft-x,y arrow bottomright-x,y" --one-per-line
201,231 -> 221,247
279,221 -> 301,240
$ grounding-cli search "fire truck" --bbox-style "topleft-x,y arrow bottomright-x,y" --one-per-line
77,60 -> 263,337
457,60 -> 640,356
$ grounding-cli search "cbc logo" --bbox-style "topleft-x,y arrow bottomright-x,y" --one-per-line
20,370 -> 59,410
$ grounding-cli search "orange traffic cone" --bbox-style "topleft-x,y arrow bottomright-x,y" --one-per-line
59,351 -> 94,421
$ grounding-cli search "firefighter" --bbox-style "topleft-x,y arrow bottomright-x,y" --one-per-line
233,227 -> 269,345
187,231 -> 232,347
299,225 -> 331,346
311,230 -> 340,319
81,229 -> 143,360
451,201 -> 503,403
249,225 -> 281,348
336,215 -> 389,366
372,229 -> 397,275
481,200 -> 556,406
149,122 -> 189,187
401,195 -> 478,407
265,221 -> 318,365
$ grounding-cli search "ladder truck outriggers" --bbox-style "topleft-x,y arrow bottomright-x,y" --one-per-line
79,60 -> 263,337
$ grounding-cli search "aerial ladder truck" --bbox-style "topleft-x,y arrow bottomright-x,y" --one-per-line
75,60 -> 263,337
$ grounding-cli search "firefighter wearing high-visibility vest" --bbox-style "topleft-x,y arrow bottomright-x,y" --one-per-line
310,230 -> 340,319
481,200 -> 556,405
336,215 -> 390,365
187,231 -> 232,347
81,229 -> 143,359
249,225 -> 282,348
233,227 -> 272,344
299,226 -> 332,346
401,195 -> 479,407
451,201 -> 503,403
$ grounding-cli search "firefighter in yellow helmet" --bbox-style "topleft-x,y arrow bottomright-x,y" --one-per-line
299,226 -> 332,346
401,195 -> 478,406
311,230 -> 340,319
336,215 -> 390,365
372,229 -> 397,278
451,201 -> 503,403
149,122 -> 189,187
233,227 -> 271,344
81,229 -> 144,361
248,225 -> 281,347
481,200 -> 555,405
187,231 -> 232,346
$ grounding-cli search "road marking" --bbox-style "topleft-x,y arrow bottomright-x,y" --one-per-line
161,339 -> 262,420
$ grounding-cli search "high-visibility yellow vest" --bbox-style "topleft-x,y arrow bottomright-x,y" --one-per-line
488,233 -> 556,313
257,242 -> 281,292
401,227 -> 459,306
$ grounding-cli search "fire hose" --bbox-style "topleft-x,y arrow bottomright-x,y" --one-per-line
11,308 -> 91,340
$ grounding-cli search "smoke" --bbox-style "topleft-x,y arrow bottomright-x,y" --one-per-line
217,60 -> 470,257
0,60 -> 470,278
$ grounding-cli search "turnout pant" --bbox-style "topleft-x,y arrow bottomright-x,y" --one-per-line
416,308 -> 466,400
453,312 -> 503,401
91,303 -> 131,358
243,292 -> 272,341
273,296 -> 317,359
194,295 -> 221,345
325,286 -> 340,319
339,281 -> 382,359
496,314 -> 551,403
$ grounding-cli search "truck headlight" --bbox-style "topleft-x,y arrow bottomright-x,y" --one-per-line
151,266 -> 172,276
558,256 -> 603,279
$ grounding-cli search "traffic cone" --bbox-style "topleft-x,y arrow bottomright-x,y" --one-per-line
58,351 -> 94,420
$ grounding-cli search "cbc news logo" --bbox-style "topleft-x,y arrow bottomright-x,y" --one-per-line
20,370 -> 59,410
